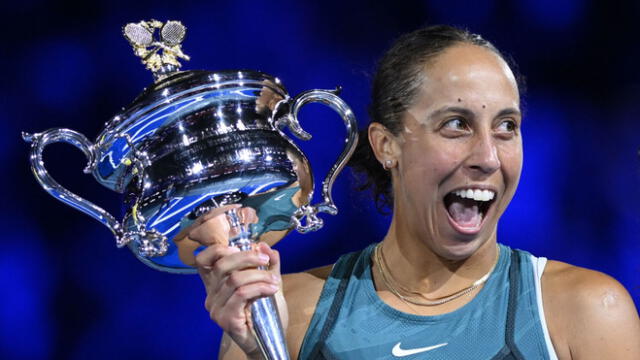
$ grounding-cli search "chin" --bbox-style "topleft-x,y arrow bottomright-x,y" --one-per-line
435,228 -> 495,261
437,242 -> 480,261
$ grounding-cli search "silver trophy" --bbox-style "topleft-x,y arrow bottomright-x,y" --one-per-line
23,20 -> 357,360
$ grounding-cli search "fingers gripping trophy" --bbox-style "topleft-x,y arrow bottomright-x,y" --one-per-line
23,20 -> 358,360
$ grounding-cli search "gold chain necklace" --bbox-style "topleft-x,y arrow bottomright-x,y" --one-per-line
373,243 -> 500,306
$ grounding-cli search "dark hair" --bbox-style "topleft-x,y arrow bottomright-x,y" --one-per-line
349,25 -> 524,213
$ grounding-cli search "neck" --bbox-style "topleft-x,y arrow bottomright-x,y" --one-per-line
378,217 -> 499,298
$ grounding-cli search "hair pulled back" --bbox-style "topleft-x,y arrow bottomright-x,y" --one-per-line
349,25 -> 517,212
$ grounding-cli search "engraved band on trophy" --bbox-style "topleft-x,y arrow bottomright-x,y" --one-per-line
22,20 -> 358,360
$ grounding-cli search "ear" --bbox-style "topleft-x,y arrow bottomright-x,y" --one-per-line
368,122 -> 401,167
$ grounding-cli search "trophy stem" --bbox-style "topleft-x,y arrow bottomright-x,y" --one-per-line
251,295 -> 290,360
226,209 -> 290,360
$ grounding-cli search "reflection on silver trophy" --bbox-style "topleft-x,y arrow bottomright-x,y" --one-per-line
23,19 -> 358,360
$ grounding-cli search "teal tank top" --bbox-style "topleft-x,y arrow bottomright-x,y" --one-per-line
298,243 -> 557,359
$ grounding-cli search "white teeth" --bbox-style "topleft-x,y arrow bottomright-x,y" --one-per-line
453,188 -> 496,202
485,190 -> 495,201
473,189 -> 482,200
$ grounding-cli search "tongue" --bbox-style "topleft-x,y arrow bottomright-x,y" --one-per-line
448,201 -> 482,228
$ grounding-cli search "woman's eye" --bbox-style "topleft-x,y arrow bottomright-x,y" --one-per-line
497,119 -> 517,132
442,118 -> 469,131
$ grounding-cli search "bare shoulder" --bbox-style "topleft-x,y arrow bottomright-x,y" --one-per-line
281,264 -> 333,358
542,260 -> 636,313
542,260 -> 640,359
282,264 -> 332,303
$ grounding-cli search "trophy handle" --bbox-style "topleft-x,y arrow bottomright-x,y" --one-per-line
279,87 -> 358,233
22,128 -> 126,244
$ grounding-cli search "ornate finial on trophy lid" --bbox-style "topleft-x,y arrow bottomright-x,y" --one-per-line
123,19 -> 190,82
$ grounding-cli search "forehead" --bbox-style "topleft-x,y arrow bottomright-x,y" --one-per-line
416,43 -> 519,108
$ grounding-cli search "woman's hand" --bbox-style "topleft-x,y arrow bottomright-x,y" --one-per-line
176,205 -> 287,358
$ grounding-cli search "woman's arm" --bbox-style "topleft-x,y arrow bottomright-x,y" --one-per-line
184,204 -> 330,359
543,261 -> 640,359
178,205 -> 283,358
282,266 -> 332,357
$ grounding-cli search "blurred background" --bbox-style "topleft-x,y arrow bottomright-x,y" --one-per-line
2,0 -> 639,359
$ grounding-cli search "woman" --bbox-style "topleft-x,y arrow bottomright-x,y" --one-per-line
183,26 -> 640,359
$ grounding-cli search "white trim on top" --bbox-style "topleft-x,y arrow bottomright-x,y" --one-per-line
531,255 -> 559,360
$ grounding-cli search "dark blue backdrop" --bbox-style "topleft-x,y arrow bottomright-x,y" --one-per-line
2,1 -> 639,359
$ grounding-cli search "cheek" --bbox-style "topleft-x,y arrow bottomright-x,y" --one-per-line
498,141 -> 523,186
400,140 -> 462,194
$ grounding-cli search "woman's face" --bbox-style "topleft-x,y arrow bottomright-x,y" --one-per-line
392,43 -> 522,260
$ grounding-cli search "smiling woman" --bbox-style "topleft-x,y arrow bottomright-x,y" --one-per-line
367,40 -> 523,261
189,25 -> 640,359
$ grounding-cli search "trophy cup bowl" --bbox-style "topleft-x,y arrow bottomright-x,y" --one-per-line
23,20 -> 358,360
23,69 -> 357,271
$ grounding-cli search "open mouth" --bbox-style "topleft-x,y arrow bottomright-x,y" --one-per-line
443,188 -> 496,233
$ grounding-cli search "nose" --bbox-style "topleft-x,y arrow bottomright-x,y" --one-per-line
465,132 -> 500,175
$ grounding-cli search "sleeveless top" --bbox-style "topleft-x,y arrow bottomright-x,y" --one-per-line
298,243 -> 558,360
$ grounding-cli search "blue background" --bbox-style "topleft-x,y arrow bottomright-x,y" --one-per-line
2,0 -> 639,359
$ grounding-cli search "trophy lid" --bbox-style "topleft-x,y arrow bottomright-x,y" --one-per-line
93,21 -> 290,193
102,19 -> 287,134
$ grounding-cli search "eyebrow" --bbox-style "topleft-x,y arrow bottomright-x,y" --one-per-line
430,106 -> 474,119
430,106 -> 521,120
495,107 -> 522,118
